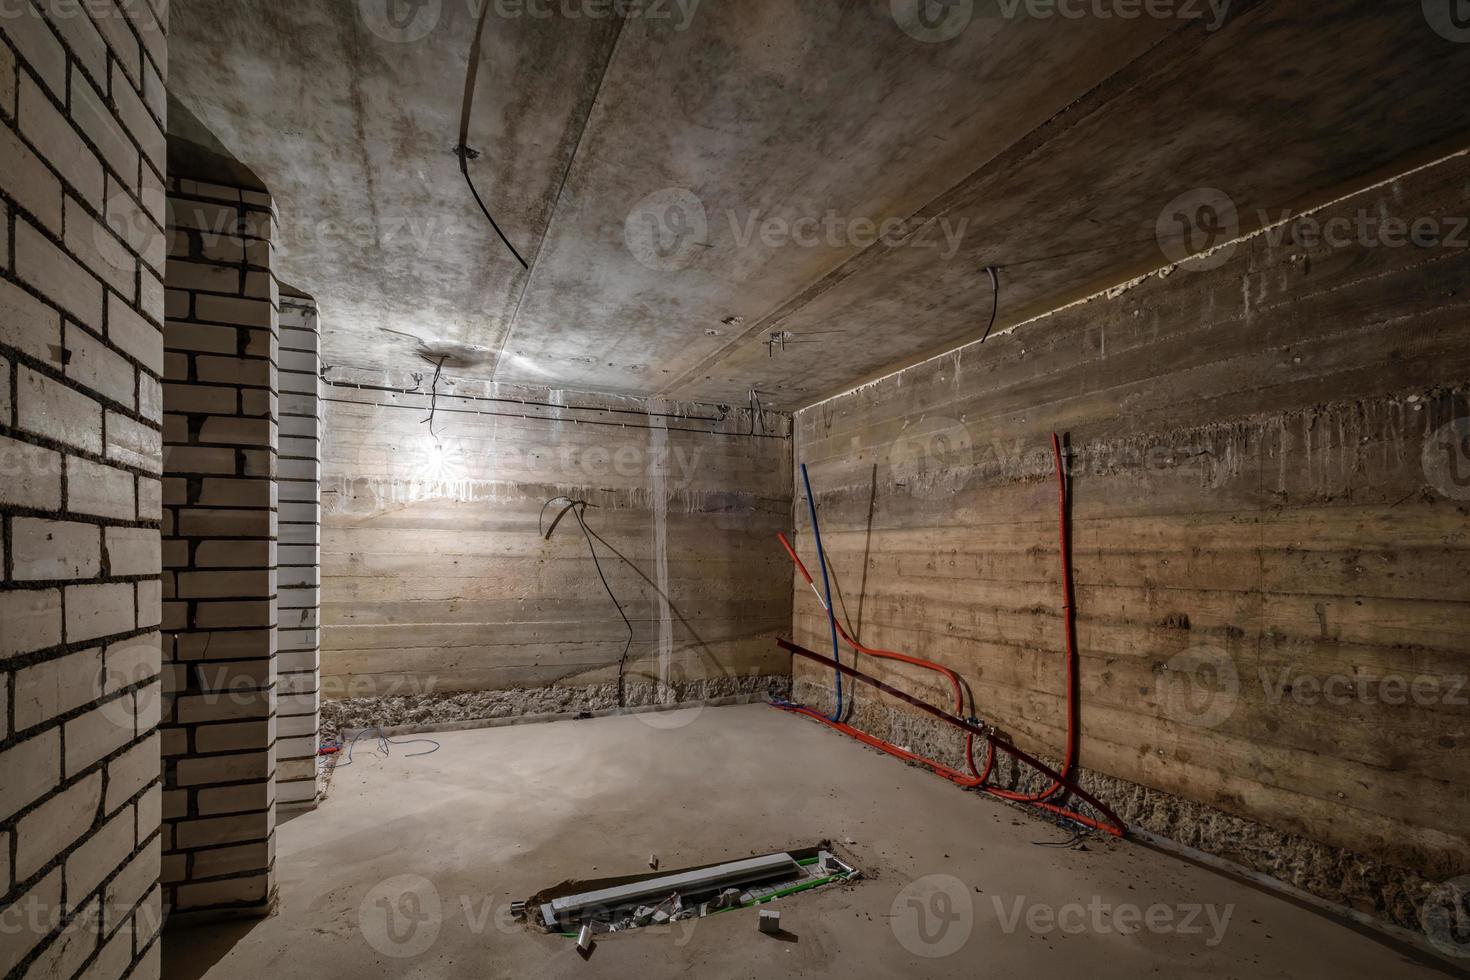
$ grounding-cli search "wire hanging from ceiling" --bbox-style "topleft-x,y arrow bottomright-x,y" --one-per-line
979,265 -> 1001,344
458,0 -> 530,270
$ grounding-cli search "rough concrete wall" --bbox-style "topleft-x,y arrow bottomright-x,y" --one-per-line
274,292 -> 319,808
320,371 -> 793,719
0,1 -> 167,977
790,151 -> 1470,927
160,181 -> 277,918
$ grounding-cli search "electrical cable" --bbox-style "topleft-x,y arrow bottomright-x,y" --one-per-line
800,464 -> 843,722
330,727 -> 441,769
422,355 -> 448,443
458,0 -> 530,270
979,265 -> 1000,344
775,434 -> 1114,834
541,496 -> 634,708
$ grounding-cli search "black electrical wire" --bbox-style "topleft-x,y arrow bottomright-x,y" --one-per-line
979,265 -> 1000,344
458,0 -> 529,270
541,496 -> 635,708
422,356 -> 448,442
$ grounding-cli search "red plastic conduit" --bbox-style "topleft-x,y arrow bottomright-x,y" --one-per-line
776,432 -> 1115,834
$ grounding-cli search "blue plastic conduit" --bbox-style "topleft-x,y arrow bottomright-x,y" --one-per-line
800,463 -> 843,722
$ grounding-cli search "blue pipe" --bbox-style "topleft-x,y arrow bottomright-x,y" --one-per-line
801,463 -> 843,722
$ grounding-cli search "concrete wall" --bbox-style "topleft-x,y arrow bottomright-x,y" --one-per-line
0,1 -> 168,977
159,180 -> 278,917
790,151 -> 1470,928
320,372 -> 793,719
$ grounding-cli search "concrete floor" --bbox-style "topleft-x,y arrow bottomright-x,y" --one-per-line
163,704 -> 1452,979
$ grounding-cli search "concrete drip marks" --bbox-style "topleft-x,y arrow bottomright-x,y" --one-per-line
527,846 -> 861,938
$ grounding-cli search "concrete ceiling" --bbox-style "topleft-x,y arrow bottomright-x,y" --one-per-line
171,0 -> 1470,409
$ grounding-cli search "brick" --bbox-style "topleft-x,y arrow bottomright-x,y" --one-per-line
104,732 -> 158,811
172,873 -> 270,911
85,915 -> 132,980
158,445 -> 235,475
65,803 -> 132,902
0,588 -> 64,658
190,840 -> 271,880
102,636 -> 158,694
0,25 -> 15,117
173,690 -> 270,725
63,700 -> 134,775
110,60 -> 162,173
163,260 -> 239,295
105,410 -> 160,469
172,809 -> 271,847
104,525 -> 159,576
0,869 -> 62,977
176,509 -> 271,537
120,0 -> 164,81
135,784 -> 160,841
63,194 -> 136,299
12,517 -> 101,580
15,220 -> 104,329
136,578 -> 160,627
12,647 -> 104,730
71,69 -> 138,187
104,183 -> 166,275
200,417 -> 275,448
64,582 -> 135,642
64,321 -> 136,407
90,1 -> 141,90
160,381 -> 235,414
0,5 -> 66,99
0,122 -> 64,233
104,838 -> 159,929
44,2 -> 109,86
139,371 -> 161,420
198,477 -> 272,507
193,720 -> 272,754
106,292 -> 163,374
15,772 -> 101,879
137,475 -> 161,518
141,54 -> 163,122
18,75 -> 104,206
196,355 -> 272,387
20,895 -> 97,980
0,729 -> 61,821
0,434 -> 63,509
66,455 -> 136,519
17,364 -> 103,453
196,781 -> 272,817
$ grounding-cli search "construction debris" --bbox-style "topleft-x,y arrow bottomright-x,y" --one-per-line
759,909 -> 781,935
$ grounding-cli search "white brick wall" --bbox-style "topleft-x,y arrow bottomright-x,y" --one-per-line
160,179 -> 279,918
1,3 -> 167,978
275,295 -> 320,808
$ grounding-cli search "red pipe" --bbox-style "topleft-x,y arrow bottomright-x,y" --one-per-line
776,639 -> 1125,837
778,432 -> 1106,829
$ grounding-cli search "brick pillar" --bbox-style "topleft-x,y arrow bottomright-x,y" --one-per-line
275,291 -> 321,808
160,180 -> 278,918
1,2 -> 168,977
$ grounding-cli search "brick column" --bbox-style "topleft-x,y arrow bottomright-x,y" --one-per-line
275,291 -> 320,808
160,180 -> 278,918
1,2 -> 168,977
